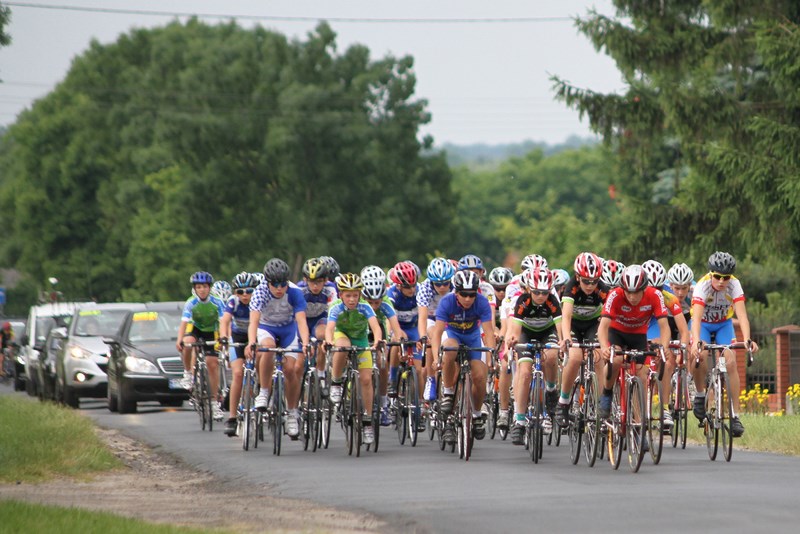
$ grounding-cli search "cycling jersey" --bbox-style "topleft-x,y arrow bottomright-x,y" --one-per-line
691,274 -> 745,323
560,276 -> 609,321
664,281 -> 695,316
512,293 -> 562,332
479,281 -> 497,307
370,296 -> 397,331
224,296 -> 251,335
602,286 -> 668,335
328,299 -> 376,340
296,281 -> 336,320
416,280 -> 450,317
435,292 -> 492,335
181,296 -> 225,333
647,289 -> 684,339
250,282 -> 307,328
387,285 -> 419,330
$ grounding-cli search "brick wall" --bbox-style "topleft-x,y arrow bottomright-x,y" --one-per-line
771,324 -> 800,411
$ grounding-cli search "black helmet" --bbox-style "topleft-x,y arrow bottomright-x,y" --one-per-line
708,251 -> 736,275
453,270 -> 480,292
302,257 -> 328,281
263,258 -> 291,284
318,256 -> 340,279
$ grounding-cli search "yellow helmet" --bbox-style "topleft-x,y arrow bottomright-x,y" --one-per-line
335,273 -> 363,292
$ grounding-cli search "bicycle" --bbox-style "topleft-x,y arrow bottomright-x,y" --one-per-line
604,346 -> 662,473
256,345 -> 304,456
231,342 -> 262,451
645,342 -> 667,465
484,344 -> 501,440
367,342 -> 385,453
669,341 -> 691,449
329,345 -> 379,457
300,338 -> 323,452
441,344 -> 494,462
700,341 -> 753,462
565,341 -> 601,467
386,339 -> 423,447
188,340 -> 217,432
514,341 -> 560,464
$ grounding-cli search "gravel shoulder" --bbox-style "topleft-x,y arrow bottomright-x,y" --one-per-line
0,427 -> 385,533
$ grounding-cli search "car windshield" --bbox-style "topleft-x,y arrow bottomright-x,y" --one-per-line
74,310 -> 130,337
127,310 -> 181,343
35,315 -> 71,344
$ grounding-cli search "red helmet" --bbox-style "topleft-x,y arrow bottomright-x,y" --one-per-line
573,252 -> 603,278
390,261 -> 418,286
2,322 -> 10,330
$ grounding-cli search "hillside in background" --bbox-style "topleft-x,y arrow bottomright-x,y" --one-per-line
438,135 -> 598,168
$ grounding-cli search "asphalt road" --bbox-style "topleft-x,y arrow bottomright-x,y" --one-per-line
4,384 -> 798,533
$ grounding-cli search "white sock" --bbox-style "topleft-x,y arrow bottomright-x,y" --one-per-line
260,388 -> 269,396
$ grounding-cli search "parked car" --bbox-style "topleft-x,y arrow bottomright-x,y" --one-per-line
19,302 -> 78,396
36,325 -> 68,401
106,302 -> 188,413
55,302 -> 145,408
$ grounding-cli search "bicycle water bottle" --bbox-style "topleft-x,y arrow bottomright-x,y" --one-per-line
424,376 -> 436,401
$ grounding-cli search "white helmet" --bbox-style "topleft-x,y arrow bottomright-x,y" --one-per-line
642,260 -> 667,288
360,265 -> 387,299
667,263 -> 694,285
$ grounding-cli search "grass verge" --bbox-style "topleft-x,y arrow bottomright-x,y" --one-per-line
0,501 -> 226,534
0,396 -> 120,482
684,413 -> 800,456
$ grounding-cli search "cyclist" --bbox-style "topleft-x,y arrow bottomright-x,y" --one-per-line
211,280 -> 232,302
246,258 -> 310,439
297,257 -> 336,397
429,270 -> 494,442
555,252 -> 610,428
319,255 -> 340,285
552,268 -> 570,298
325,273 -> 384,445
690,251 -> 759,437
494,270 -> 527,431
665,262 -> 695,325
361,265 -> 407,426
177,271 -> 226,421
219,272 -> 258,436
505,267 -> 564,445
601,259 -> 625,289
459,254 -> 497,319
0,321 -> 15,377
418,257 -> 457,400
387,261 -> 423,402
598,265 -> 671,429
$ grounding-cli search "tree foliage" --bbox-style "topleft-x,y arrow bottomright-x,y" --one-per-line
0,20 -> 454,302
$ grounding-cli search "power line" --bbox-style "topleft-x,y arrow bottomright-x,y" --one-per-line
4,2 -> 574,24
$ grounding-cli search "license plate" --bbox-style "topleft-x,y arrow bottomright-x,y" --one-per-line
169,378 -> 184,390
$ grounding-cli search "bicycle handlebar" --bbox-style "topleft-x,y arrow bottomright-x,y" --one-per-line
513,342 -> 560,353
697,341 -> 754,367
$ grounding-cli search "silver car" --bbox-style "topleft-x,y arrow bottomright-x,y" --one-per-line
55,302 -> 145,408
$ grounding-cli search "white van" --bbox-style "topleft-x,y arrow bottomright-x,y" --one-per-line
20,302 -> 79,396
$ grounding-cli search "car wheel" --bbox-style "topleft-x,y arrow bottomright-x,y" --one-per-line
107,380 -> 119,412
117,383 -> 137,414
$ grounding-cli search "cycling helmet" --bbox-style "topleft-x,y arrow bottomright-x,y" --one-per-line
426,257 -> 455,283
521,254 -> 548,272
211,280 -> 232,301
521,267 -> 553,291
262,258 -> 291,284
232,271 -> 256,289
319,256 -> 340,279
408,261 -> 422,277
251,272 -> 265,286
360,265 -> 387,299
458,254 -> 484,272
642,260 -> 667,288
620,264 -> 649,292
2,322 -> 10,330
488,267 -> 514,288
708,251 -> 736,274
453,270 -> 480,292
667,263 -> 694,285
190,271 -> 213,285
302,257 -> 328,281
553,268 -> 570,287
390,261 -> 418,286
601,259 -> 624,288
335,273 -> 363,292
573,252 -> 603,278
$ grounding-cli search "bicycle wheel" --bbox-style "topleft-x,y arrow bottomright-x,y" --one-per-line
627,377 -> 646,473
458,373 -> 473,461
720,372 -> 734,462
407,367 -> 419,447
344,376 -> 355,456
647,376 -> 664,465
321,395 -> 332,449
272,377 -> 284,456
583,372 -> 600,468
305,374 -> 317,452
530,377 -> 544,464
369,367 -> 381,453
242,374 -> 253,451
396,372 -> 408,445
353,372 -> 363,458
568,381 -> 583,465
193,366 -> 206,430
679,370 -> 689,449
608,380 -> 623,470
488,386 -> 499,440
670,370 -> 680,448
204,367 -> 214,432
704,378 -> 719,461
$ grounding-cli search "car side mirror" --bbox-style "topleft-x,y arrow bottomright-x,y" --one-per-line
103,337 -> 121,349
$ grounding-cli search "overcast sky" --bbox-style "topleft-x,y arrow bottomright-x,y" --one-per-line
0,0 -> 624,146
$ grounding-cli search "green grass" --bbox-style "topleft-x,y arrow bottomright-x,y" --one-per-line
685,413 -> 800,456
0,396 -> 121,482
0,501 -> 227,534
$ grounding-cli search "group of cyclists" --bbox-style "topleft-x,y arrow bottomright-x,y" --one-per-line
177,248 -> 759,454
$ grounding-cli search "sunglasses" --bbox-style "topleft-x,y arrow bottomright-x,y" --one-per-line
270,281 -> 288,288
581,278 -> 599,285
712,273 -> 732,281
433,282 -> 451,288
492,286 -> 507,292
531,289 -> 549,296
234,288 -> 255,295
457,291 -> 478,298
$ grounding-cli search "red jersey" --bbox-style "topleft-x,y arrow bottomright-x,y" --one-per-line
602,286 -> 668,334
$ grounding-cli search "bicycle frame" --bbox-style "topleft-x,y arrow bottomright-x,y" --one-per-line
255,346 -> 304,456
328,345 -> 377,458
386,339 -> 422,447
189,340 -> 217,432
568,341 -> 601,467
515,342 -> 559,464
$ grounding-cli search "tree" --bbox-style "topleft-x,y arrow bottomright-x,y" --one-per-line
0,3 -> 11,48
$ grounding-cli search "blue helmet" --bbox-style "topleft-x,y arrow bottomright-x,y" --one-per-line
426,257 -> 455,283
190,271 -> 213,285
458,254 -> 484,272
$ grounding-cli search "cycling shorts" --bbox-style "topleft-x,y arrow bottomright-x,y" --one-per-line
695,318 -> 735,345
184,329 -> 218,356
516,327 -> 558,363
570,319 -> 599,344
257,323 -> 300,356
228,332 -> 248,362
608,327 -> 647,363
333,331 -> 372,370
442,329 -> 489,365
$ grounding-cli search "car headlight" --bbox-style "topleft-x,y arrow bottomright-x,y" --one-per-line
69,345 -> 93,359
124,356 -> 159,374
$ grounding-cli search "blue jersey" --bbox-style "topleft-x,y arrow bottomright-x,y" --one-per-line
249,282 -> 307,328
435,292 -> 492,334
224,295 -> 251,335
295,280 -> 336,320
387,285 -> 419,330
